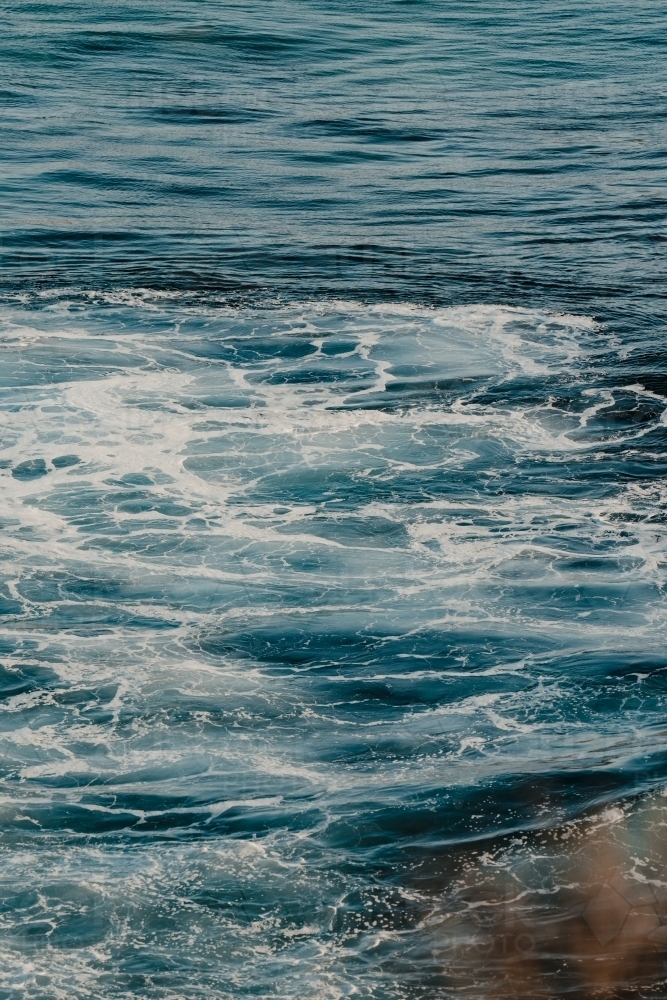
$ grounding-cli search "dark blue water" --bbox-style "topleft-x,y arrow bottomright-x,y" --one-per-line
2,3 -> 667,997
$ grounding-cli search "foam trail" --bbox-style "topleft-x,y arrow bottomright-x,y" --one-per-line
1,298 -> 666,998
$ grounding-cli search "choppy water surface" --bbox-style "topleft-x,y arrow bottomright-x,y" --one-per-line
2,3 -> 667,998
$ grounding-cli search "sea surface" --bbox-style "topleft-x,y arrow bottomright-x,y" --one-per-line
2,2 -> 667,997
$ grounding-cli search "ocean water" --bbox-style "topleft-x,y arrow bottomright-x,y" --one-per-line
2,3 -> 667,998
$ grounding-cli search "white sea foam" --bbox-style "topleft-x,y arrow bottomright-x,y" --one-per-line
1,298 -> 665,998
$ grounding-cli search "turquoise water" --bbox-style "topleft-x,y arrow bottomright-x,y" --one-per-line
2,3 -> 667,997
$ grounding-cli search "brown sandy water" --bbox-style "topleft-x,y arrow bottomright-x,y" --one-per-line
402,795 -> 667,997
